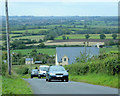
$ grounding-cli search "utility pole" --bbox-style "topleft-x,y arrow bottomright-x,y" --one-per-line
5,0 -> 11,75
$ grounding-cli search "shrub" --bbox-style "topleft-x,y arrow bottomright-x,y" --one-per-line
65,54 -> 120,76
2,62 -> 8,76
15,66 -> 29,75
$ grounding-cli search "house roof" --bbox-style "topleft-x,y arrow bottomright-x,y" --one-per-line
26,58 -> 33,61
56,47 -> 99,64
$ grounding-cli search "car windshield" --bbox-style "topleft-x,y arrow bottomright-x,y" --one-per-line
49,66 -> 66,71
32,69 -> 38,73
40,67 -> 49,71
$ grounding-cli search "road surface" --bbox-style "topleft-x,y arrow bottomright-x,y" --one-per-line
24,78 -> 118,94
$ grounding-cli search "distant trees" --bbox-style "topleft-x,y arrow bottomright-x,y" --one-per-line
62,36 -> 66,40
38,42 -> 45,48
112,34 -> 117,39
62,36 -> 69,40
84,25 -> 87,29
23,26 -> 27,30
67,37 -> 69,40
100,34 -> 106,39
85,34 -> 90,39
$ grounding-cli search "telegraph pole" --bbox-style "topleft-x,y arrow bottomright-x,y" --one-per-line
5,0 -> 11,75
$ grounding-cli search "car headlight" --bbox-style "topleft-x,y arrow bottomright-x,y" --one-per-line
64,72 -> 68,75
49,73 -> 55,75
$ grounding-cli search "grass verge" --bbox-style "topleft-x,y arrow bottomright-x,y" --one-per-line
69,73 -> 119,88
2,75 -> 33,94
0,76 -> 2,96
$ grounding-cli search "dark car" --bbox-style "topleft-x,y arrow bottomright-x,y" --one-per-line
46,65 -> 69,82
31,69 -> 38,78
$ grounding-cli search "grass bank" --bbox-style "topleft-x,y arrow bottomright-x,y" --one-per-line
65,53 -> 119,88
2,75 -> 33,94
55,34 -> 118,40
69,73 -> 119,88
0,76 -> 2,96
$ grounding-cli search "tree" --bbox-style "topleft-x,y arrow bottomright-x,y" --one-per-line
39,42 -> 45,48
112,34 -> 117,39
39,39 -> 43,43
62,36 -> 66,40
32,49 -> 37,53
100,34 -> 106,39
85,34 -> 90,39
23,26 -> 27,30
84,24 -> 87,28
76,47 -> 91,63
67,37 -> 69,40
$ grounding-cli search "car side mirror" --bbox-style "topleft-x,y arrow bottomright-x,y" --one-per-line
67,69 -> 69,72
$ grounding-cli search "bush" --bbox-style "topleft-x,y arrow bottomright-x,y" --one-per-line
65,54 -> 120,76
2,62 -> 8,76
15,66 -> 29,75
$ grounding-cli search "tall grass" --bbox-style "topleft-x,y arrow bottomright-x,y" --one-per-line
2,75 -> 33,94
69,73 -> 118,88
0,76 -> 2,96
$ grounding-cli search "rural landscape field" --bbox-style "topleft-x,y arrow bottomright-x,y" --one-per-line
1,1 -> 119,95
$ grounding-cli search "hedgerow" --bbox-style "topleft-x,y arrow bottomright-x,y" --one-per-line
65,54 -> 120,75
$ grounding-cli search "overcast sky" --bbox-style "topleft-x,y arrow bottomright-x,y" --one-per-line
1,0 -> 118,16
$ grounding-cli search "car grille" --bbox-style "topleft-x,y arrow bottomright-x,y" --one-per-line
56,73 -> 63,75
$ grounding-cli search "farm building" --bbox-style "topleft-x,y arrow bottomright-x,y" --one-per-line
25,58 -> 34,65
56,47 -> 99,65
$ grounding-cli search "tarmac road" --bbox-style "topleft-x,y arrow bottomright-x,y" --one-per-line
24,78 -> 118,94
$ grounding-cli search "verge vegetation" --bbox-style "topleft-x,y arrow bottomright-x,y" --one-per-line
2,62 -> 33,94
65,53 -> 120,88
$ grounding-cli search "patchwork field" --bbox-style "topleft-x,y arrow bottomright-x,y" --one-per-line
99,46 -> 118,54
44,41 -> 104,46
11,35 -> 45,41
55,34 -> 118,40
11,29 -> 48,34
8,46 -> 118,56
10,48 -> 56,56
10,34 -> 21,37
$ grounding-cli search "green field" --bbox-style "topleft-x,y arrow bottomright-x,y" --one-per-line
55,34 -> 118,40
11,29 -> 48,33
10,34 -> 21,37
11,48 -> 56,56
9,46 -> 118,56
100,47 -> 118,54
11,35 -> 45,41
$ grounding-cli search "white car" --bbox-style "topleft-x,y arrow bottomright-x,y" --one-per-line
38,65 -> 49,78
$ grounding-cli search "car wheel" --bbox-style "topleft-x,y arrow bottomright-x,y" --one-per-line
65,78 -> 69,82
48,79 -> 51,82
62,79 -> 64,82
46,79 -> 48,81
38,76 -> 41,79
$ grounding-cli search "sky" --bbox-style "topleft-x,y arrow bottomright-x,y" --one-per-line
1,0 -> 118,16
